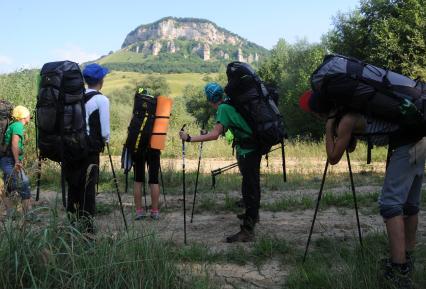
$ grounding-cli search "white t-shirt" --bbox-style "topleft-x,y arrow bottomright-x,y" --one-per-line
85,88 -> 110,142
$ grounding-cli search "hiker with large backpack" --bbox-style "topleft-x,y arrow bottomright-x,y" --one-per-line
0,105 -> 35,220
300,54 -> 426,288
180,82 -> 259,242
122,87 -> 173,221
64,63 -> 110,233
179,63 -> 285,243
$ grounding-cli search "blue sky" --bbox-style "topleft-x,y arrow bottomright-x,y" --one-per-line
0,0 -> 359,73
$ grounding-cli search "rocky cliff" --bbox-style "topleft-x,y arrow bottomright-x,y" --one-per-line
97,17 -> 269,73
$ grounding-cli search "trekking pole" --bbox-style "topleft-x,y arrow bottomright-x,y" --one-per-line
124,172 -> 129,194
211,163 -> 239,188
281,140 -> 287,182
190,129 -> 205,223
34,110 -> 42,202
346,150 -> 363,250
159,163 -> 167,208
181,124 -> 187,244
106,143 -> 128,231
143,171 -> 148,211
36,156 -> 42,201
303,160 -> 329,262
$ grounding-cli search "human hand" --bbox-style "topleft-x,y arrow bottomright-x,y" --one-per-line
14,161 -> 23,171
179,131 -> 189,141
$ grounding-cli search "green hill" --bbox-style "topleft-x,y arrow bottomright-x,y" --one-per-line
94,17 -> 269,73
102,71 -> 217,97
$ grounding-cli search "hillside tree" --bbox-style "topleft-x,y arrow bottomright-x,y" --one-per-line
325,0 -> 426,79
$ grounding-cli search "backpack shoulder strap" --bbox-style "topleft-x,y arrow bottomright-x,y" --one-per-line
84,91 -> 102,103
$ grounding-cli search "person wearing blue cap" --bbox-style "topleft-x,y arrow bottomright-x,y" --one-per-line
63,63 -> 110,234
179,82 -> 261,243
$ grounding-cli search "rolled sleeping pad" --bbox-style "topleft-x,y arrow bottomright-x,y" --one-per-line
150,96 -> 173,150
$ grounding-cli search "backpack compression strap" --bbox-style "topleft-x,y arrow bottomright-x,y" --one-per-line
84,91 -> 102,103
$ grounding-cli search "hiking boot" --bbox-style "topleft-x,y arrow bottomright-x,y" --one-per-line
237,213 -> 259,223
235,198 -> 245,208
150,211 -> 160,220
382,261 -> 413,289
406,252 -> 415,274
380,254 -> 415,275
135,212 -> 146,221
226,226 -> 254,243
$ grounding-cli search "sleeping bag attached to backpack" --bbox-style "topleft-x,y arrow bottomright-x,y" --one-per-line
224,61 -> 286,154
0,100 -> 14,156
310,54 -> 426,128
36,61 -> 88,163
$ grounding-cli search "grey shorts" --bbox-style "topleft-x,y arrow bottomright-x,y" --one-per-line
379,143 -> 425,219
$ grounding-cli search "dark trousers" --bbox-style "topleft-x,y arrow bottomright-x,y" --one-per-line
64,153 -> 99,233
237,151 -> 262,231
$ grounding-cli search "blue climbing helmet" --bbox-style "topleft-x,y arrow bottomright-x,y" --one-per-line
204,82 -> 224,103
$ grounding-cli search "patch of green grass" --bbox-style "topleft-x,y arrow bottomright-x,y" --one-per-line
96,203 -> 115,215
251,235 -> 292,265
0,214 -> 217,289
286,234 -> 426,289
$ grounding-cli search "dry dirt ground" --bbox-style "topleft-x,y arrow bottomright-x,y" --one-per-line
7,183 -> 424,289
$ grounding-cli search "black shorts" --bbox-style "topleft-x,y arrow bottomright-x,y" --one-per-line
133,149 -> 160,184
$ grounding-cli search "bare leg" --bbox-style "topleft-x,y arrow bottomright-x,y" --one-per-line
386,215 -> 407,264
21,198 -> 32,214
1,194 -> 13,212
404,214 -> 418,252
150,184 -> 160,211
133,182 -> 143,211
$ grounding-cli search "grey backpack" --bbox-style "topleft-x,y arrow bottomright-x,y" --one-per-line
310,54 -> 426,127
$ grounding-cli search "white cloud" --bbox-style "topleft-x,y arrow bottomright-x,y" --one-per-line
52,45 -> 100,64
0,54 -> 13,65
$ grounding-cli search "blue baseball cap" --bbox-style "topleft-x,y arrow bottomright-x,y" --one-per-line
204,82 -> 224,103
83,63 -> 109,84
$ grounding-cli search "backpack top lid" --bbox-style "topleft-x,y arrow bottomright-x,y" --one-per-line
41,60 -> 81,74
225,61 -> 259,97
0,100 -> 13,120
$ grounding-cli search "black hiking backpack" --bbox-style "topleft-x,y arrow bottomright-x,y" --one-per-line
224,61 -> 286,154
122,88 -> 157,163
310,54 -> 426,129
36,61 -> 88,163
0,100 -> 13,157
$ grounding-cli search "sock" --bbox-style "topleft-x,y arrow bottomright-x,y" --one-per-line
151,208 -> 159,214
136,208 -> 144,215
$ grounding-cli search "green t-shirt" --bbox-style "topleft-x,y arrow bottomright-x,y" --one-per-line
4,121 -> 25,161
216,103 -> 254,157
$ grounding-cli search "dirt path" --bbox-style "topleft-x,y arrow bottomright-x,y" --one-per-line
101,156 -> 387,174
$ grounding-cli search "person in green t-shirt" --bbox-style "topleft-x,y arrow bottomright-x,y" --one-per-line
0,105 -> 33,219
179,82 -> 262,243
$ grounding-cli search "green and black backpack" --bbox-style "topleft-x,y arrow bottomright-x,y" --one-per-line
0,100 -> 14,157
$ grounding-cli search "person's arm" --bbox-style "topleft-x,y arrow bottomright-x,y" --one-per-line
11,135 -> 23,170
325,116 -> 354,165
179,123 -> 224,142
98,96 -> 110,142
